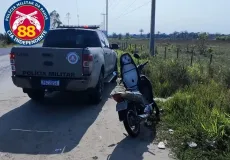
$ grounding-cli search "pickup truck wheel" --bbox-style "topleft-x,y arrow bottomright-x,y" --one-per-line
27,90 -> 45,101
90,72 -> 104,104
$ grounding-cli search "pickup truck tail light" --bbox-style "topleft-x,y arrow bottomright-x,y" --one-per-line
82,54 -> 93,76
10,53 -> 16,74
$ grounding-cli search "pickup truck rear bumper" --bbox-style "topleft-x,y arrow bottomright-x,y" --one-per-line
12,76 -> 92,91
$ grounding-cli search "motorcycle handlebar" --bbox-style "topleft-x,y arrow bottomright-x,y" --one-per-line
142,61 -> 149,67
137,61 -> 149,71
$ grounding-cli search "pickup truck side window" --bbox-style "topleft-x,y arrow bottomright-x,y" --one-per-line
97,31 -> 106,48
101,32 -> 110,48
43,29 -> 101,48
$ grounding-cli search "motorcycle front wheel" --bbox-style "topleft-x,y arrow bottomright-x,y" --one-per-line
123,105 -> 140,138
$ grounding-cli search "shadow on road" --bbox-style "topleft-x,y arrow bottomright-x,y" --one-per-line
108,125 -> 157,160
0,83 -> 115,155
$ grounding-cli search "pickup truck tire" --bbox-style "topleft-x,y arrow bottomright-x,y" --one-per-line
90,71 -> 104,104
27,90 -> 45,101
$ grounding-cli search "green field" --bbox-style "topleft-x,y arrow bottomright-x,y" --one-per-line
111,38 -> 230,160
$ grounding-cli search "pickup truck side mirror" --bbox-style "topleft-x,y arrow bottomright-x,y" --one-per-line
110,44 -> 119,50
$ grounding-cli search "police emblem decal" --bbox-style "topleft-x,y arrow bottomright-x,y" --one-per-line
4,0 -> 50,46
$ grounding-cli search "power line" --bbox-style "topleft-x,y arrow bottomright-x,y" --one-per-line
108,0 -> 114,7
110,0 -> 122,10
109,0 -> 119,8
114,0 -> 151,20
118,0 -> 138,14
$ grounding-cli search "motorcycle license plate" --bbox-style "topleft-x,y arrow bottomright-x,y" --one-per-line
116,101 -> 128,111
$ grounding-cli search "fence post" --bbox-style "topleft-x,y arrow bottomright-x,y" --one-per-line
209,54 -> 213,65
140,45 -> 143,51
134,44 -> 137,53
177,47 -> 179,58
164,47 -> 167,59
191,50 -> 194,66
155,46 -> 158,55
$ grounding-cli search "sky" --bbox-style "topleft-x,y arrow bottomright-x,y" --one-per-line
1,0 -> 230,34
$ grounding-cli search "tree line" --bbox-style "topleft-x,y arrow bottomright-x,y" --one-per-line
109,31 -> 230,41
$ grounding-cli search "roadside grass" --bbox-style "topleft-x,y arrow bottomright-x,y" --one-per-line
115,39 -> 230,160
156,82 -> 230,160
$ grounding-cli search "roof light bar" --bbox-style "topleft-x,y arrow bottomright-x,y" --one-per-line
57,25 -> 100,29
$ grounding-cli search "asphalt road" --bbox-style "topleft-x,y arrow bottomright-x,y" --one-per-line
0,48 -> 11,56
0,52 -> 172,160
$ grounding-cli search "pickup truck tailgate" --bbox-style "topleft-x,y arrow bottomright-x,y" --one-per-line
12,47 -> 83,78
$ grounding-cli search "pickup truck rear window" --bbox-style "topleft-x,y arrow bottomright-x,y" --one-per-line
42,29 -> 101,48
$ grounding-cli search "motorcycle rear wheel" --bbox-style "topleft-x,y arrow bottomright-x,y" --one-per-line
123,106 -> 140,138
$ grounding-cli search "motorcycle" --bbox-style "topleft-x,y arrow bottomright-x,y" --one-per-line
111,52 -> 159,138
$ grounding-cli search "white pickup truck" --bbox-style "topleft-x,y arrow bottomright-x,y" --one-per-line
10,25 -> 119,104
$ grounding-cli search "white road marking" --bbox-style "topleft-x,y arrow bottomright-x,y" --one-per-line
11,129 -> 54,133
61,146 -> 66,154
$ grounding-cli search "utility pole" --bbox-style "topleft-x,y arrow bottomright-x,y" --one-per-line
76,0 -> 79,25
66,12 -> 71,25
77,14 -> 80,25
101,13 -> 106,31
150,0 -> 156,56
106,0 -> 108,36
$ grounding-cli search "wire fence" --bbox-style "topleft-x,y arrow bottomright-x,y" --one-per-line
114,41 -> 215,67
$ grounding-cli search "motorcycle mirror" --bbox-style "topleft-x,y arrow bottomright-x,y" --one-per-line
133,53 -> 140,59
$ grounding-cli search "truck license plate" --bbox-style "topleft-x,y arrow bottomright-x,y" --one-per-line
116,101 -> 128,111
41,80 -> 60,86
